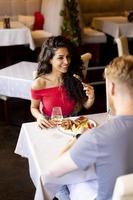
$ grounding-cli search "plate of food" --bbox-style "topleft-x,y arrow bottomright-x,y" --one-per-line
58,116 -> 97,136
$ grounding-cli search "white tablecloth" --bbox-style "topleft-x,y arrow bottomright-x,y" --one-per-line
0,21 -> 35,50
0,61 -> 37,99
92,16 -> 133,38
15,112 -> 107,200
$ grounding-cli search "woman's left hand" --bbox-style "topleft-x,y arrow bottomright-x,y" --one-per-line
83,83 -> 95,99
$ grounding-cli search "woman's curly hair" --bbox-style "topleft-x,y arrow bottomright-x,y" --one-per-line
37,35 -> 87,105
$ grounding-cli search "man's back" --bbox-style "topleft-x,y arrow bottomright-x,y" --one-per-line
47,55 -> 133,200
70,115 -> 133,200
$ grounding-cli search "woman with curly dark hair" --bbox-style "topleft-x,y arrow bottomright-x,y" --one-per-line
30,35 -> 94,128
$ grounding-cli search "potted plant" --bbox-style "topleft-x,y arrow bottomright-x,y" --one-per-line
60,0 -> 81,46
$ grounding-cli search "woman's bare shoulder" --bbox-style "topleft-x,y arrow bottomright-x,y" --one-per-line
31,76 -> 46,90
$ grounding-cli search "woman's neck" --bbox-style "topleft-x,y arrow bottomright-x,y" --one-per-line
44,72 -> 63,86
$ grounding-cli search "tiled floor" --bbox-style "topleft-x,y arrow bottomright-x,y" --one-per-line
0,123 -> 35,200
0,99 -> 35,200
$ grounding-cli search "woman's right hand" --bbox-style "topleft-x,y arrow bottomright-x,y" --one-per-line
37,114 -> 56,129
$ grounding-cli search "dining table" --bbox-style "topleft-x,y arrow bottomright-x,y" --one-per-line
0,21 -> 35,50
15,112 -> 108,200
91,16 -> 133,38
0,61 -> 37,100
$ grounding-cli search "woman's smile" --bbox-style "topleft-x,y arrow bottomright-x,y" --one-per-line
50,47 -> 71,73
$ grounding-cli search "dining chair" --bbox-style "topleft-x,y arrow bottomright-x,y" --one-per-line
31,30 -> 52,48
115,36 -> 129,56
81,52 -> 92,80
112,174 -> 133,200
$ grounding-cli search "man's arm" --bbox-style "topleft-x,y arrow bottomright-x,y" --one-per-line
46,151 -> 78,177
58,137 -> 77,156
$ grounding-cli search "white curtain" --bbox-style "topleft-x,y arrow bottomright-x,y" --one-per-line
41,0 -> 64,35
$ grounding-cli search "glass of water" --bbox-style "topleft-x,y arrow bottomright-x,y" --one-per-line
51,107 -> 63,125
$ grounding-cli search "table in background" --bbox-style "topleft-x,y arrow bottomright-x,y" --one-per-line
15,112 -> 107,200
0,61 -> 37,100
92,16 -> 133,38
0,21 -> 35,50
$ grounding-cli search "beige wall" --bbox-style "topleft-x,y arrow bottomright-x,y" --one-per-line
79,0 -> 133,25
0,0 -> 42,16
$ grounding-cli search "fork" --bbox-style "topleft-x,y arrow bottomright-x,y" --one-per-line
73,74 -> 83,83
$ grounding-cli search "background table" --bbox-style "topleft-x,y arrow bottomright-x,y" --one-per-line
0,21 -> 35,50
15,112 -> 107,200
92,16 -> 133,38
0,61 -> 37,100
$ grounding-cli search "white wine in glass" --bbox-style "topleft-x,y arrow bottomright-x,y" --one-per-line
51,107 -> 63,125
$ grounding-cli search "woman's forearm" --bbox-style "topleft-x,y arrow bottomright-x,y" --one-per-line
30,107 -> 43,120
84,96 -> 95,109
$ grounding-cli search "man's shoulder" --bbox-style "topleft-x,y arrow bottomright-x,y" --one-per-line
78,115 -> 133,144
95,115 -> 133,131
89,115 -> 133,142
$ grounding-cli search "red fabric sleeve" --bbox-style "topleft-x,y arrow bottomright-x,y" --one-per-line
31,89 -> 42,100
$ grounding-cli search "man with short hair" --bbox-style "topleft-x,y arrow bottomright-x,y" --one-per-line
48,55 -> 133,200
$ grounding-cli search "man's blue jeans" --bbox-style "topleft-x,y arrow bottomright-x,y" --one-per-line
55,185 -> 70,200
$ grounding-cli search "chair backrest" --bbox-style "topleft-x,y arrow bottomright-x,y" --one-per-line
112,174 -> 133,200
115,36 -> 129,56
81,52 -> 92,79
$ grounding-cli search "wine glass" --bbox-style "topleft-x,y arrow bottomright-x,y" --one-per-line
51,107 -> 63,125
